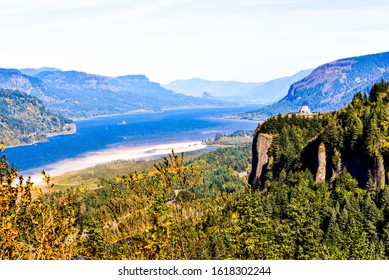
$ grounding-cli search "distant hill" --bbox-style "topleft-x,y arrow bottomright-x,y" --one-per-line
0,69 -> 232,119
0,69 -> 47,96
164,78 -> 261,98
164,69 -> 312,104
245,69 -> 313,102
0,88 -> 75,146
19,67 -> 61,76
247,51 -> 389,118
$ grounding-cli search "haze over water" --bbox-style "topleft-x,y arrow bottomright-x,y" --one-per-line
3,106 -> 259,173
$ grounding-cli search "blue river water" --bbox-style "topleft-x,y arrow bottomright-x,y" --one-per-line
3,106 -> 260,173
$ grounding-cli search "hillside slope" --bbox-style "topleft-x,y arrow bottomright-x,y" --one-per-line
247,51 -> 389,118
0,89 -> 75,146
246,69 -> 312,102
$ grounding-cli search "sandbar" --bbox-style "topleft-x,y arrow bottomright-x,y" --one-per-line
23,141 -> 207,186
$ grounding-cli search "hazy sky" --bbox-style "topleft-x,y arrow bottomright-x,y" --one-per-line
0,0 -> 388,83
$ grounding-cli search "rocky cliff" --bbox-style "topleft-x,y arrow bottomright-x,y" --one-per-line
250,81 -> 389,190
250,125 -> 387,190
315,143 -> 326,183
249,133 -> 272,185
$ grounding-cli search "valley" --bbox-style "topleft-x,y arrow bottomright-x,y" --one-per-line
3,51 -> 389,261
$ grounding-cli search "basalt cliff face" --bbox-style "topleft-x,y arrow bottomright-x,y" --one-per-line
250,81 -> 389,190
248,133 -> 273,184
250,122 -> 387,189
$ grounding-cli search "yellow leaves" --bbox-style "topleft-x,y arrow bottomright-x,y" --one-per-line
382,141 -> 389,154
21,196 -> 31,204
231,212 -> 239,220
144,242 -> 156,251
32,185 -> 43,195
0,155 -> 83,260
2,222 -> 13,230
41,170 -> 50,183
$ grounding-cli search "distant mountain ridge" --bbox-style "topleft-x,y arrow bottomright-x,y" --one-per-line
247,51 -> 389,118
164,78 -> 262,98
245,69 -> 313,102
0,68 -> 46,96
0,68 -> 232,119
164,69 -> 312,103
19,67 -> 61,76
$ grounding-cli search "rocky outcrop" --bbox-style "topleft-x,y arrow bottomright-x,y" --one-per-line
63,123 -> 77,134
302,139 -> 343,183
315,143 -> 326,183
249,133 -> 273,185
250,129 -> 387,189
373,155 -> 385,189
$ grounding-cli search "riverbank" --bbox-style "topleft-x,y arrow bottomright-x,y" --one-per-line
5,123 -> 77,149
24,141 -> 207,187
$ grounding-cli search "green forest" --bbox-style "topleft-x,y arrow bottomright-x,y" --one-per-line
3,81 -> 389,259
0,89 -> 74,146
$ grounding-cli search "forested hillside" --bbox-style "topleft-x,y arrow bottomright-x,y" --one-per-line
0,89 -> 75,146
248,80 -> 389,258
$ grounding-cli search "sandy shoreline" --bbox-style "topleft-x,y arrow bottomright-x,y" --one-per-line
22,141 -> 207,186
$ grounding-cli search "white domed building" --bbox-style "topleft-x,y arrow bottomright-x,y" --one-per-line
285,105 -> 317,117
298,105 -> 311,115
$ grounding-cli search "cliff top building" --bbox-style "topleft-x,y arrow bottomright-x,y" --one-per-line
298,105 -> 311,115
